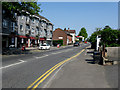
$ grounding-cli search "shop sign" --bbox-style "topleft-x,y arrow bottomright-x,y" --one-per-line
58,37 -> 63,39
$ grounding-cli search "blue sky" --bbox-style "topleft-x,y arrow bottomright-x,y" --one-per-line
38,2 -> 118,37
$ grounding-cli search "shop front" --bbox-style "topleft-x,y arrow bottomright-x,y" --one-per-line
39,38 -> 46,45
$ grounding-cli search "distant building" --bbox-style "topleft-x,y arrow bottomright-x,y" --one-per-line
52,28 -> 72,45
64,28 -> 76,43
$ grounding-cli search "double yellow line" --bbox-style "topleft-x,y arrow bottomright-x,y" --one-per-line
27,49 -> 85,90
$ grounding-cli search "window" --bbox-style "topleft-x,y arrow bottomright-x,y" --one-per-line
32,19 -> 35,23
26,25 -> 30,29
41,22 -> 44,27
36,27 -> 39,31
3,19 -> 8,28
20,25 -> 23,31
32,28 -> 34,34
36,19 -> 39,23
3,10 -> 5,14
21,16 -> 24,20
12,22 -> 15,32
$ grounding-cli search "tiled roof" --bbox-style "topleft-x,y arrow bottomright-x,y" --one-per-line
66,30 -> 76,33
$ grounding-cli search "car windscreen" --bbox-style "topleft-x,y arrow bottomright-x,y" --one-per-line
41,44 -> 47,46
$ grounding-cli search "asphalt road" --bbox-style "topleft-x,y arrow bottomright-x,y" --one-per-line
2,43 -> 89,88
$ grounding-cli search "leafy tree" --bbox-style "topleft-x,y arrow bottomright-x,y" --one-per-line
78,27 -> 88,40
101,27 -> 120,47
89,25 -> 120,48
88,30 -> 101,49
2,1 -> 42,17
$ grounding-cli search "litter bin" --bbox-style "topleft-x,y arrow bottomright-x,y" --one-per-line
93,51 -> 101,64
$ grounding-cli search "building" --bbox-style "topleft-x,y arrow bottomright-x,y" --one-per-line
64,28 -> 76,43
2,9 -> 53,48
52,28 -> 72,45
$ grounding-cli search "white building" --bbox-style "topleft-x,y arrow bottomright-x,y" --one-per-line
66,28 -> 76,43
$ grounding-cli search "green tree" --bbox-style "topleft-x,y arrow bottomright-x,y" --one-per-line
101,26 -> 120,47
2,1 -> 42,17
89,25 -> 120,48
88,30 -> 102,49
78,27 -> 88,40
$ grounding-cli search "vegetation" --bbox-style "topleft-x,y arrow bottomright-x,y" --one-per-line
88,25 -> 120,49
53,40 -> 63,46
78,27 -> 88,40
2,1 -> 42,17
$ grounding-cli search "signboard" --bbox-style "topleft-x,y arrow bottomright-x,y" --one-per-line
58,37 -> 63,39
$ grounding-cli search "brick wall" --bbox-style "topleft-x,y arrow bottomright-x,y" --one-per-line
53,28 -> 67,45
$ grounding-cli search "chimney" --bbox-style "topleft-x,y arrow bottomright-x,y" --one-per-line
64,28 -> 66,31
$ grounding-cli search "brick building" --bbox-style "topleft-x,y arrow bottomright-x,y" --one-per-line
52,28 -> 72,45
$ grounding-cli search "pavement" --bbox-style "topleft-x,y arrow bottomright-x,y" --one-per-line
43,46 -> 118,88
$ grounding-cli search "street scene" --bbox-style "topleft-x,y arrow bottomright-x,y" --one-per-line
0,1 -> 120,90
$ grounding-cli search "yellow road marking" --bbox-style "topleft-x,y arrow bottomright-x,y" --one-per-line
27,49 -> 85,89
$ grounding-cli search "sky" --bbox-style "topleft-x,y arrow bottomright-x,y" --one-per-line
38,2 -> 118,37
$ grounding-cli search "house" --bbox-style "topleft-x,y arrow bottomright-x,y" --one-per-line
2,9 -> 53,49
64,28 -> 76,43
52,28 -> 72,45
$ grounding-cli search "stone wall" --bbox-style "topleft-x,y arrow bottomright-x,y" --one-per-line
106,47 -> 120,61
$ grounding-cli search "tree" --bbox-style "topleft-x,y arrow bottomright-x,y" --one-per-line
88,30 -> 102,49
2,1 -> 42,17
89,25 -> 120,48
78,27 -> 88,40
101,26 -> 120,47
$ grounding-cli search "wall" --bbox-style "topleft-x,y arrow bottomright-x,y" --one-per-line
70,33 -> 75,43
106,47 -> 120,61
53,29 -> 67,45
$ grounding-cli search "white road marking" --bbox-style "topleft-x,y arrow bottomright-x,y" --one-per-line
35,55 -> 49,59
0,60 -> 26,69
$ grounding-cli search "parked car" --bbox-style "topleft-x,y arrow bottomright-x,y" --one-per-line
39,44 -> 50,50
73,42 -> 80,46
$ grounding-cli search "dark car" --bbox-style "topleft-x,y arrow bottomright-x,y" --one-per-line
73,42 -> 80,46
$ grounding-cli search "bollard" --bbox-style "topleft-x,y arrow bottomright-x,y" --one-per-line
57,44 -> 59,48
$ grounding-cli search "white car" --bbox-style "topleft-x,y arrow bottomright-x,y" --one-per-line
39,44 -> 50,50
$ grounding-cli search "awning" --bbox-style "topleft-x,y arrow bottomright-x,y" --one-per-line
40,38 -> 45,40
30,37 -> 36,39
18,35 -> 27,38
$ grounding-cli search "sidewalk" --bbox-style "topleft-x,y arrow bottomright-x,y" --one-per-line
45,46 -> 118,88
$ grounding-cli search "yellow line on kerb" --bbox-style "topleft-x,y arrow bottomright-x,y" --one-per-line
27,49 -> 85,90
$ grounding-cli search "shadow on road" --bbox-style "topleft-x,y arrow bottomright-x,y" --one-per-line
85,59 -> 95,64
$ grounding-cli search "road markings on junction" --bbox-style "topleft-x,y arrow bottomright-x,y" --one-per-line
0,60 -> 26,69
27,49 -> 85,90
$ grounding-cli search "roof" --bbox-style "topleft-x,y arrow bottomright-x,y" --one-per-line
66,30 -> 76,33
54,28 -> 72,37
34,14 -> 50,22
